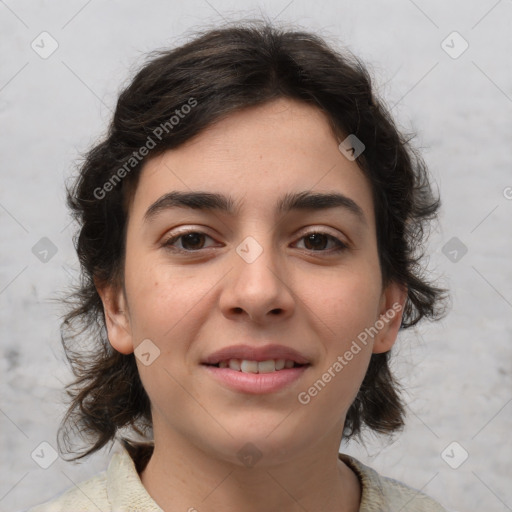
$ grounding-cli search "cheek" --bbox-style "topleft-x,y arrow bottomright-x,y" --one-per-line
296,266 -> 381,404
124,255 -> 214,341
306,266 -> 382,341
297,276 -> 379,419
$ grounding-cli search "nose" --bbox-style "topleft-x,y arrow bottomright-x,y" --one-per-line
219,236 -> 296,325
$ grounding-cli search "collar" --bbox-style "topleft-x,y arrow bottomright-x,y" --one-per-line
338,452 -> 390,512
106,445 -> 163,511
105,445 -> 386,511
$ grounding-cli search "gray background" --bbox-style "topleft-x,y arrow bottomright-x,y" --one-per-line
1,1 -> 511,511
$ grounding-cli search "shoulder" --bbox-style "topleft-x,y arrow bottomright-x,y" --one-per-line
22,471 -> 109,512
339,453 -> 448,512
22,445 -> 161,512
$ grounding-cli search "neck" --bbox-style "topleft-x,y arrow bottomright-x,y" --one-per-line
138,430 -> 361,512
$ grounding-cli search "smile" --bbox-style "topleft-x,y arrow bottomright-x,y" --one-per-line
210,359 -> 303,373
202,361 -> 310,394
201,343 -> 312,393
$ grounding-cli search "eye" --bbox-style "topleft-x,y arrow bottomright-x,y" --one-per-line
163,230 -> 217,252
294,231 -> 348,253
162,229 -> 348,254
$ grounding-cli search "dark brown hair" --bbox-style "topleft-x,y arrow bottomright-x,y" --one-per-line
57,19 -> 448,461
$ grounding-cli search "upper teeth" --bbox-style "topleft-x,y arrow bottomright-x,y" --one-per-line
217,359 -> 296,373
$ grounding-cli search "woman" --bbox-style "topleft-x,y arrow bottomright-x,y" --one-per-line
26,20 -> 448,511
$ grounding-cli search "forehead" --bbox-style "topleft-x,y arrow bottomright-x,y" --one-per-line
128,98 -> 375,226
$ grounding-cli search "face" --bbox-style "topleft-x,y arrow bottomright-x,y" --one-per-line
99,97 -> 406,467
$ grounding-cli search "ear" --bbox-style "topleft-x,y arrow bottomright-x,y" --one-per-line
95,278 -> 134,355
372,280 -> 408,354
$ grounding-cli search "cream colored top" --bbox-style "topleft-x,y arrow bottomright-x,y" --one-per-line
24,447 -> 447,511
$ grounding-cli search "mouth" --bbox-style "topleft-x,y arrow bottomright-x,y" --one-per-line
203,359 -> 308,373
201,344 -> 312,394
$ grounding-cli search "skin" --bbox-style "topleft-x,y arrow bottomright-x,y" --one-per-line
97,97 -> 407,512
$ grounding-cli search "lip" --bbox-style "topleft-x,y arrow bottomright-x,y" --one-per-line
201,344 -> 311,365
201,343 -> 311,395
202,365 -> 309,394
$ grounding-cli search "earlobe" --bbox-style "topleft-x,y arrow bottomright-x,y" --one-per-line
95,278 -> 134,355
372,281 -> 408,354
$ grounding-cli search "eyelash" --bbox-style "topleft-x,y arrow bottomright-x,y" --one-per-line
162,229 -> 348,254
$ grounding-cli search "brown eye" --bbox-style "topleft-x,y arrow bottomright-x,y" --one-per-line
295,232 -> 348,253
180,232 -> 207,250
303,233 -> 329,250
164,231 -> 216,252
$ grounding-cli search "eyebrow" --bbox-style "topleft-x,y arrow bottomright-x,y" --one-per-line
143,190 -> 367,225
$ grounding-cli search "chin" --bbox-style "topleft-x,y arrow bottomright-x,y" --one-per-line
200,419 -> 315,469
